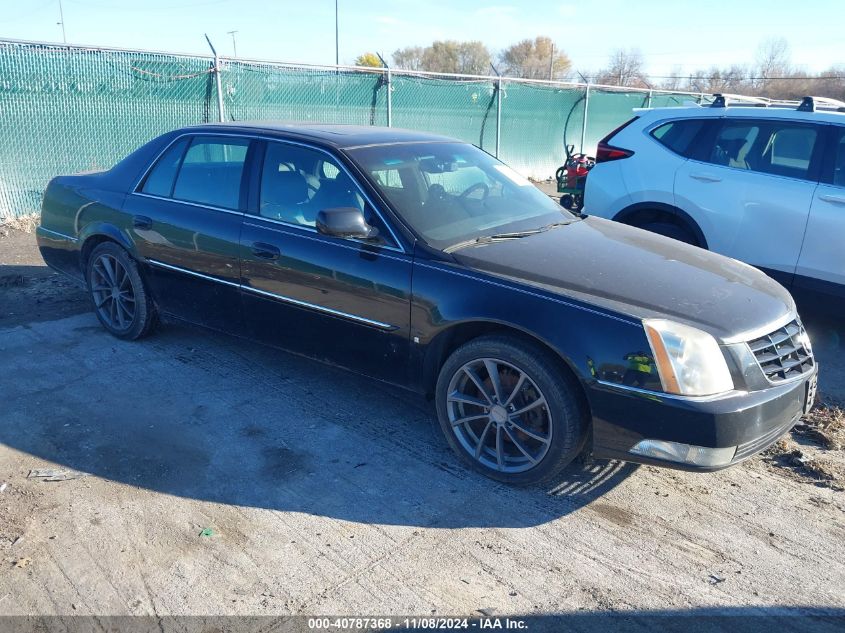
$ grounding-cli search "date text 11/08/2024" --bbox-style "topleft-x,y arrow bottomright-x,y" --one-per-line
307,617 -> 528,629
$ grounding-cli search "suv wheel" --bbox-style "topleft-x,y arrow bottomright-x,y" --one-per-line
86,242 -> 156,340
435,336 -> 588,485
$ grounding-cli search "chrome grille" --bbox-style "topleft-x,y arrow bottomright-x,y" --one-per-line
747,319 -> 814,383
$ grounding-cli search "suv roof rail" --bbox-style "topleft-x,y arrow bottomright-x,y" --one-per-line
710,93 -> 771,108
797,96 -> 845,113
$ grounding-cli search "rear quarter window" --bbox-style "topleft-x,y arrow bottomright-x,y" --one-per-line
650,119 -> 707,158
140,138 -> 189,197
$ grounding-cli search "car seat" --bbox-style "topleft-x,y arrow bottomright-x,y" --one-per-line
260,171 -> 310,224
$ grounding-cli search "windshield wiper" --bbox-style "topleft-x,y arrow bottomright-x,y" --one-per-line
487,221 -> 571,240
444,221 -> 571,253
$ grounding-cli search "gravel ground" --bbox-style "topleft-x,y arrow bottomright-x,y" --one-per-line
1,226 -> 844,628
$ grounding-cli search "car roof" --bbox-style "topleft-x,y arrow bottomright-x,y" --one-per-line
180,121 -> 459,149
636,105 -> 845,125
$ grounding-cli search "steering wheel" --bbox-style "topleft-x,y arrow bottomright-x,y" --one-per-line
459,182 -> 489,201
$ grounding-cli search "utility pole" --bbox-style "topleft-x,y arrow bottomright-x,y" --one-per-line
226,30 -> 238,58
57,0 -> 67,44
334,0 -> 339,66
548,42 -> 554,81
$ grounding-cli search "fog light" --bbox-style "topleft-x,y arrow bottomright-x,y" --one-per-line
630,439 -> 736,467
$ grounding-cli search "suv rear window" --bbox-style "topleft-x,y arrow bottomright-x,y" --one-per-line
651,119 -> 707,157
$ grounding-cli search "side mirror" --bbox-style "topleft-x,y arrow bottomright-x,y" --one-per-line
316,207 -> 379,240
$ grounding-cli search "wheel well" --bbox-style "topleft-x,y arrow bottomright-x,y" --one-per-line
80,235 -> 119,271
615,204 -> 707,249
422,322 -> 589,412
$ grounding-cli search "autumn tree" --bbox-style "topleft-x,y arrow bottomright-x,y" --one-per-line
354,52 -> 383,68
499,36 -> 570,80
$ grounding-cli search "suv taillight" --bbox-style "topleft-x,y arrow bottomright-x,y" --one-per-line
595,142 -> 634,163
595,117 -> 638,163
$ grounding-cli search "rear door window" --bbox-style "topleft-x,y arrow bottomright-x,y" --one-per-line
709,119 -> 819,181
171,136 -> 250,209
650,119 -> 708,158
830,128 -> 845,187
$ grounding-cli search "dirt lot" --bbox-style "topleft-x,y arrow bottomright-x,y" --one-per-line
1,226 -> 844,628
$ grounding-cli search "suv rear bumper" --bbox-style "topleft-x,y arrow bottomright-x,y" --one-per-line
587,366 -> 816,471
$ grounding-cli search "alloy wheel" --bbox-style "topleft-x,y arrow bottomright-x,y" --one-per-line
446,357 -> 552,473
90,253 -> 136,331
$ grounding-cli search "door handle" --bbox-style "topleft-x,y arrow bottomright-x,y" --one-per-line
690,173 -> 722,183
819,194 -> 845,205
251,242 -> 281,260
133,215 -> 152,230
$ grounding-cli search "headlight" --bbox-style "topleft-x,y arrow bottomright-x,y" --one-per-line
643,319 -> 733,396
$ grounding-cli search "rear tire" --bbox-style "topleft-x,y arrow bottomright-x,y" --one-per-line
86,242 -> 156,340
435,335 -> 588,486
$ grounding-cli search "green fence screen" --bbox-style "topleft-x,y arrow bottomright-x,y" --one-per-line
0,39 -> 706,218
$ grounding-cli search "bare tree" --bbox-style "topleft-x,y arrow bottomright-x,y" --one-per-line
687,65 -> 749,94
394,41 -> 491,75
660,65 -> 686,91
596,48 -> 647,87
499,36 -> 571,80
753,37 -> 793,97
815,66 -> 845,101
392,46 -> 425,71
756,37 -> 791,79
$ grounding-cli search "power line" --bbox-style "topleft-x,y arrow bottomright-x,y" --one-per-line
583,73 -> 845,82
650,74 -> 845,81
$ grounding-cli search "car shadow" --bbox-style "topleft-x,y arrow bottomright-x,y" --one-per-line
1,311 -> 638,529
0,263 -> 88,328
800,306 -> 845,403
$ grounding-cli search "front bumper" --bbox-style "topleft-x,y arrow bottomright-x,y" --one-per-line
588,365 -> 817,471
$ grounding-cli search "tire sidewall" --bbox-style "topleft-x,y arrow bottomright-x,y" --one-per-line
86,242 -> 153,340
435,336 -> 587,486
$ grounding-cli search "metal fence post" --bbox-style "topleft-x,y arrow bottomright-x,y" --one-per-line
214,56 -> 225,122
205,34 -> 225,122
386,68 -> 392,127
376,53 -> 392,127
647,89 -> 653,108
580,83 -> 590,154
495,76 -> 502,158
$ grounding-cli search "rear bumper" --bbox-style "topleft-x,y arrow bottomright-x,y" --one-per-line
36,226 -> 84,284
588,366 -> 816,471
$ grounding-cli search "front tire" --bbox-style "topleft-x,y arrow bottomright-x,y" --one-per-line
435,336 -> 588,485
86,242 -> 156,340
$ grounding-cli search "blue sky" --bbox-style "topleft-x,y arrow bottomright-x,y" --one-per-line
3,0 -> 842,76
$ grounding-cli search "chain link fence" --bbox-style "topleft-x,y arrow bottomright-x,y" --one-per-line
0,39 -> 707,219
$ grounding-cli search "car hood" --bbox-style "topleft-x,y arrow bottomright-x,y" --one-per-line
451,216 -> 795,342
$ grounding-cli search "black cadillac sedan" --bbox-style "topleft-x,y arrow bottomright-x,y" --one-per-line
37,123 -> 818,485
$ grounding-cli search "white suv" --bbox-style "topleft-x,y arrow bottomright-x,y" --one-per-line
584,96 -> 845,309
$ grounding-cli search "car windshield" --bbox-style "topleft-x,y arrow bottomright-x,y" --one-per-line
347,142 -> 575,250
